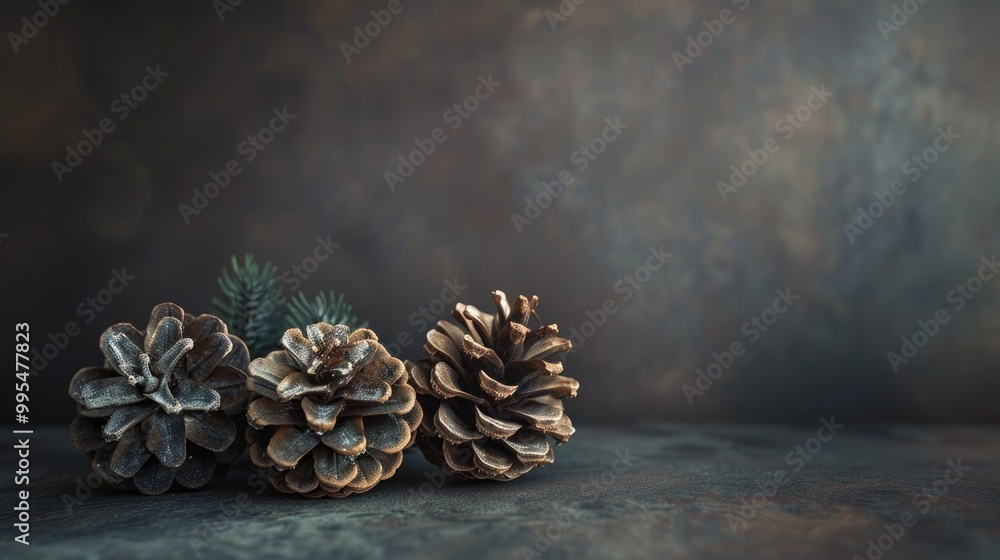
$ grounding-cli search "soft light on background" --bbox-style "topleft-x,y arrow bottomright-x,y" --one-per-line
2,0 -> 998,425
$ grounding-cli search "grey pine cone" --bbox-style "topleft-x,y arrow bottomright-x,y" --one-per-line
406,290 -> 579,481
245,323 -> 422,497
68,303 -> 251,495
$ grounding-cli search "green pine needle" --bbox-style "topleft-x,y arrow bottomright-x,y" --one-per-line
212,254 -> 284,358
283,290 -> 368,332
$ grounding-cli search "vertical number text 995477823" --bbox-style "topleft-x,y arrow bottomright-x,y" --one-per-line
14,322 -> 32,546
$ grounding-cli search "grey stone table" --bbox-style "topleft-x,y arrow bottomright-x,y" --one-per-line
2,424 -> 999,560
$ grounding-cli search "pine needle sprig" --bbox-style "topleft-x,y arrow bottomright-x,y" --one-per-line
283,290 -> 368,332
212,254 -> 283,357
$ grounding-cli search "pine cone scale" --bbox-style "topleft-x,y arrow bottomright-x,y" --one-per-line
436,321 -> 472,351
409,363 -> 434,394
494,321 -> 529,362
476,369 -> 518,401
147,316 -> 184,360
248,440 -> 273,469
455,304 -> 493,344
267,425 -> 321,469
70,367 -> 115,401
79,378 -> 145,409
364,414 -> 409,453
248,398 -> 305,427
514,373 -> 579,400
442,440 -> 476,471
522,337 -> 573,361
185,410 -> 236,451
99,324 -> 144,365
505,358 -> 563,382
286,455 -> 319,494
506,400 -> 564,424
502,431 -> 550,460
183,314 -> 226,341
473,407 -> 521,438
185,332 -> 235,380
110,428 -> 150,477
425,330 -> 465,372
202,366 -> 250,414
313,446 -> 358,486
134,459 -> 176,495
93,444 -> 129,486
369,448 -> 404,476
470,440 -> 513,475
338,380 -> 391,403
103,402 -> 158,441
248,357 -> 292,388
175,448 -> 216,489
320,416 -> 366,455
541,414 -> 575,440
348,454 -> 383,491
462,336 -> 504,379
275,371 -> 327,400
428,362 -> 477,401
70,415 -> 105,452
434,401 -> 483,443
103,330 -> 144,378
341,383 -> 415,417
144,304 -> 183,342
144,412 -> 187,468
175,378 -> 222,411
301,397 -> 343,432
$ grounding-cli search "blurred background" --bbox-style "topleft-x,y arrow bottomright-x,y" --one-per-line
2,0 -> 998,425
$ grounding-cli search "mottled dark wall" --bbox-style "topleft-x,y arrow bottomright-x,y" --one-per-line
1,0 -> 998,425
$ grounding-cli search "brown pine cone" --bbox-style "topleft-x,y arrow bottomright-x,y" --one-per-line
406,290 -> 579,481
245,323 -> 422,497
68,303 -> 251,495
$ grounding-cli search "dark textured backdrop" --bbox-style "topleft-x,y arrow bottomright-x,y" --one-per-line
2,0 -> 998,425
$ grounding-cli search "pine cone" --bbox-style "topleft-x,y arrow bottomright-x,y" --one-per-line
68,303 -> 251,495
245,323 -> 422,497
406,290 -> 579,481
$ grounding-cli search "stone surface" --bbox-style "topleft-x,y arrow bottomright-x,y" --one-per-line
2,424 -> 999,559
